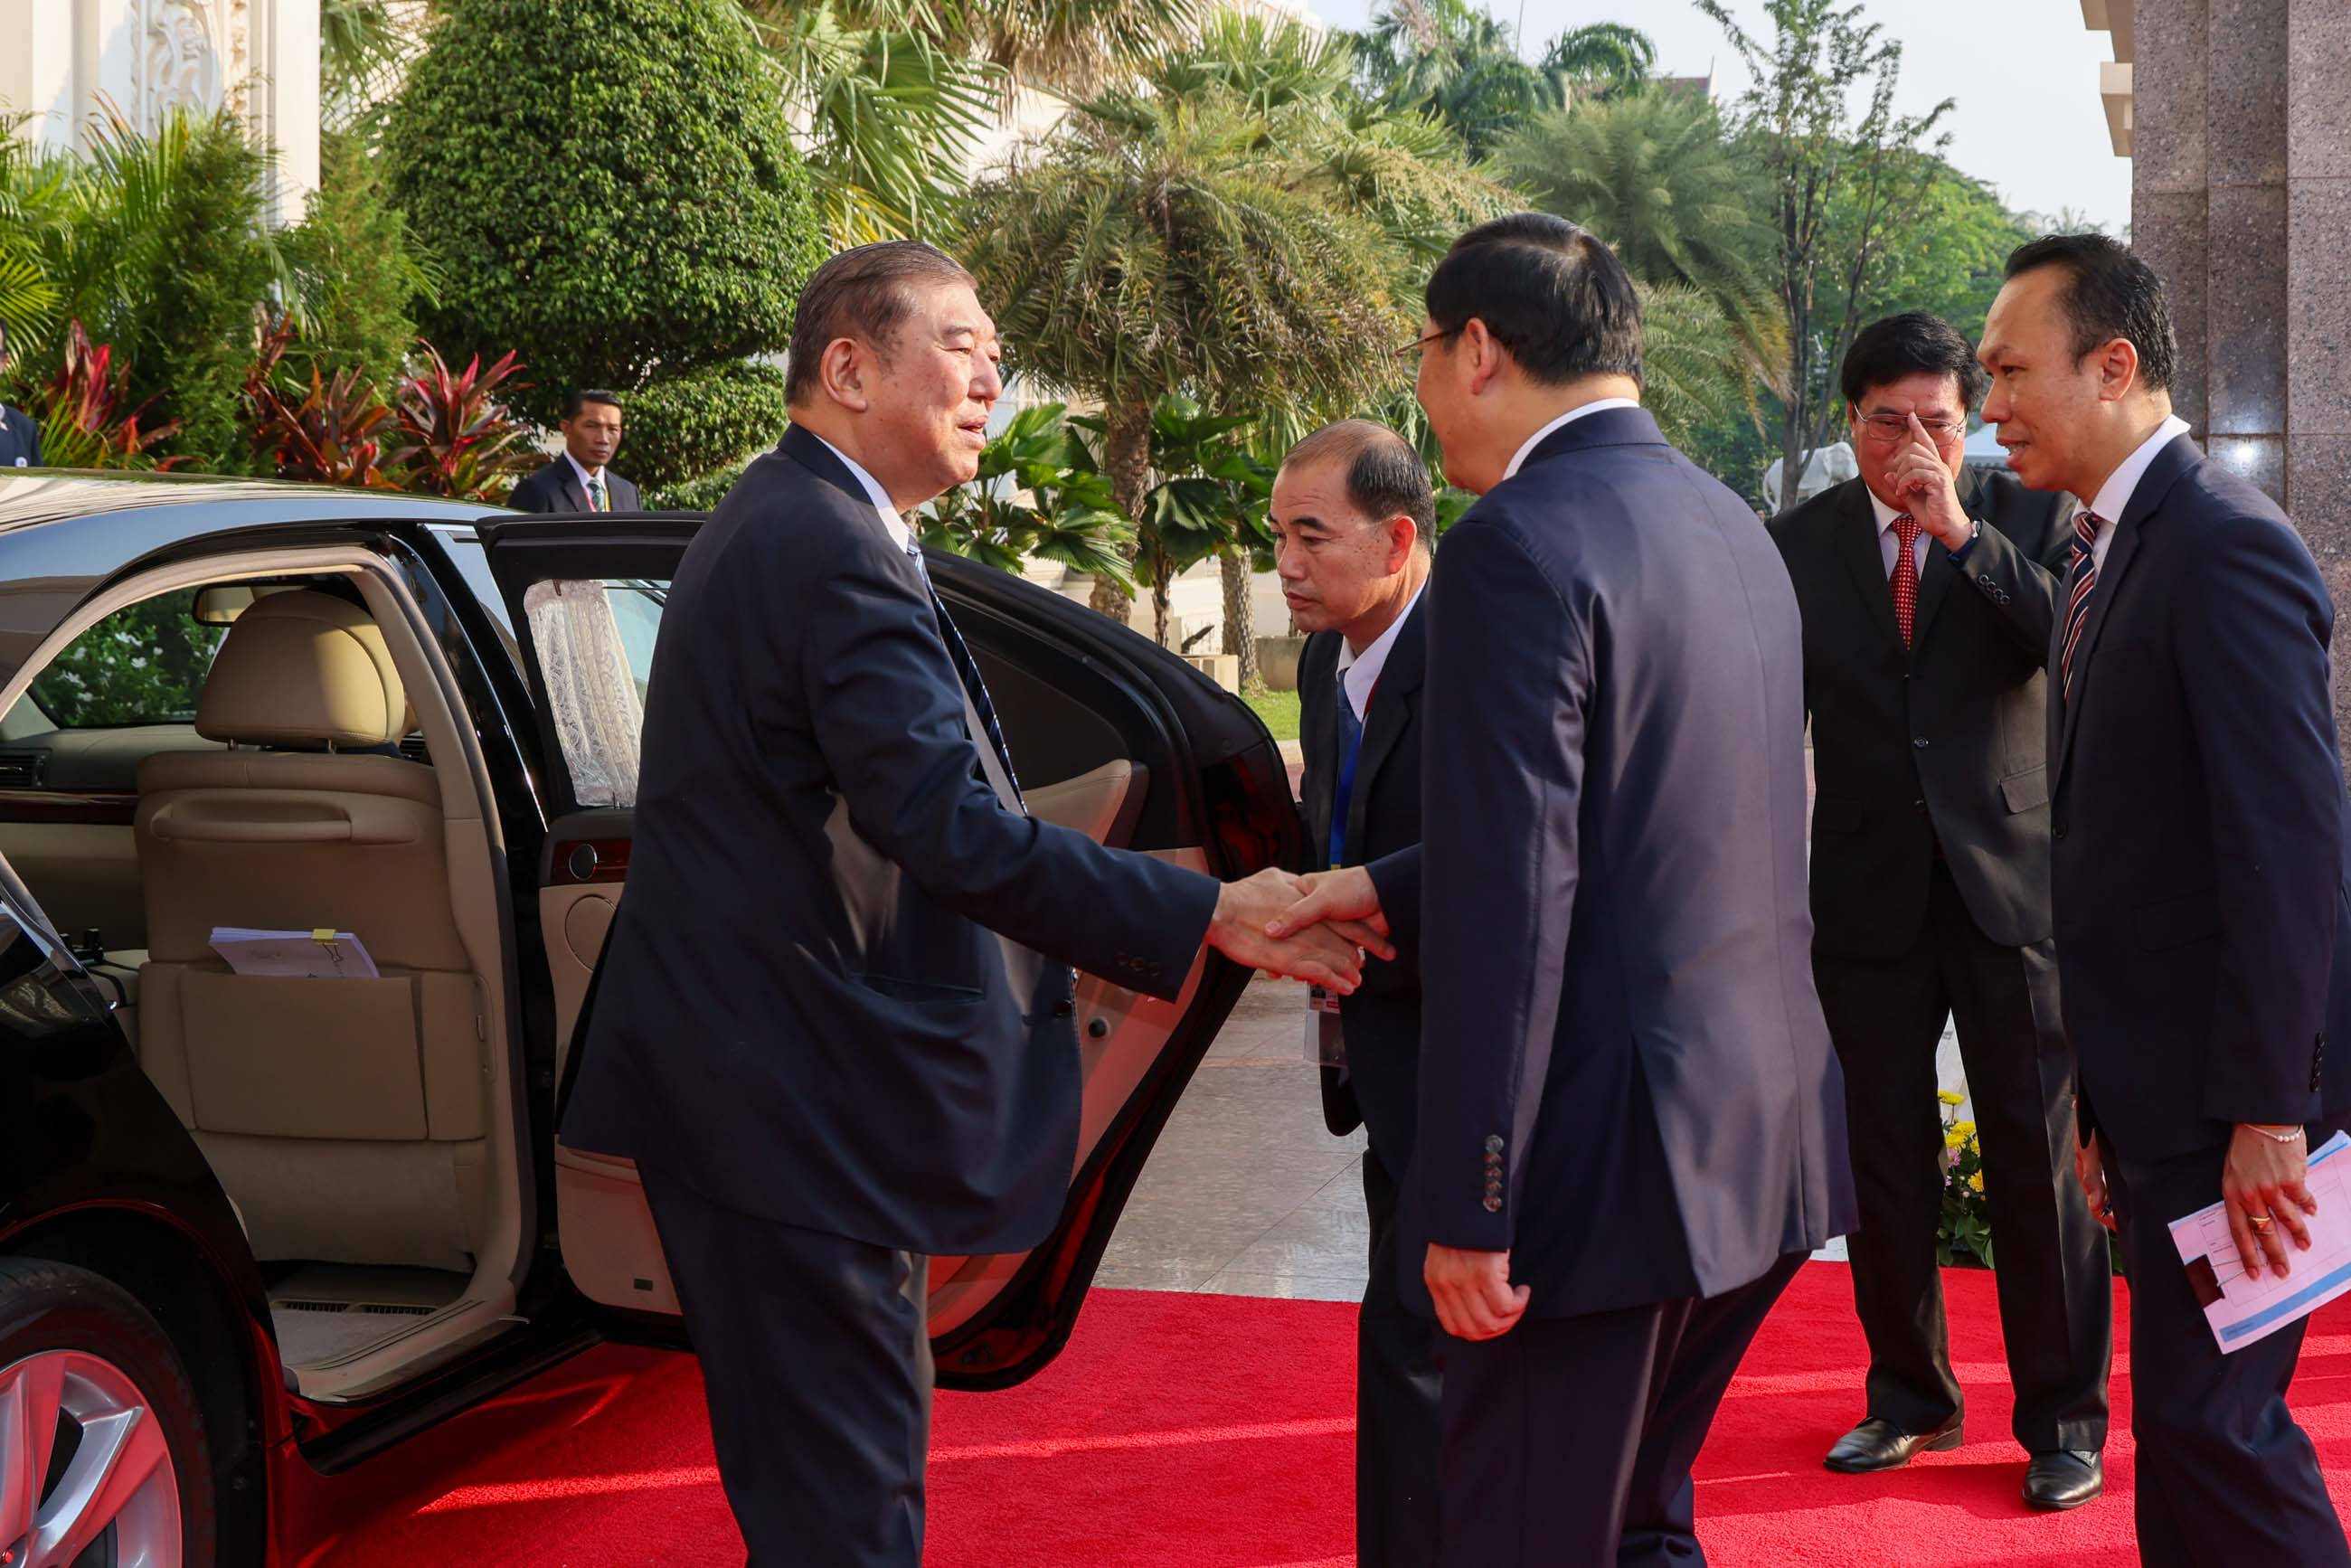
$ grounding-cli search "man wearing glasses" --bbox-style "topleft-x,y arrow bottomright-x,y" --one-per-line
0,324 -> 42,469
1768,312 -> 2111,1510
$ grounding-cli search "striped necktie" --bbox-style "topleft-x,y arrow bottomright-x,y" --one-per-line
2061,508 -> 2103,702
905,537 -> 1023,801
587,474 -> 608,514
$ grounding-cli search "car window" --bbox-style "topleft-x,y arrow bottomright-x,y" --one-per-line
521,578 -> 666,808
26,590 -> 228,729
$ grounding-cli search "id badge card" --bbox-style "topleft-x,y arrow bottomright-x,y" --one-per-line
1304,983 -> 1345,1069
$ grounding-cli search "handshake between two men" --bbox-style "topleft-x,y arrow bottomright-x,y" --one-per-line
1208,865 -> 1394,995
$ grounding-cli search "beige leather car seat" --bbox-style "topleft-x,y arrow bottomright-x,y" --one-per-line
133,590 -> 489,1272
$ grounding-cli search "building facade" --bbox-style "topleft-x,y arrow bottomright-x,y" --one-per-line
0,0 -> 320,223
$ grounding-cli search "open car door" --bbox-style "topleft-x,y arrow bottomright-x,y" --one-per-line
476,511 -> 1301,1388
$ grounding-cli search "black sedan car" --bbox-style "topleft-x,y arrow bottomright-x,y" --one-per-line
0,468 -> 1298,1567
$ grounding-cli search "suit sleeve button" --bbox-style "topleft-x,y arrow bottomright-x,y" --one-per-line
1482,1195 -> 1503,1213
1484,1135 -> 1505,1154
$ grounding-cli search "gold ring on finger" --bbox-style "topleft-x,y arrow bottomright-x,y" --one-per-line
2249,1214 -> 2274,1232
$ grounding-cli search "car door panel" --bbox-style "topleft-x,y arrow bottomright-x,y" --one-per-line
477,514 -> 1299,1387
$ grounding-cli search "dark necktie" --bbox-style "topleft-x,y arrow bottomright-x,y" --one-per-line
905,536 -> 1023,801
1887,513 -> 1924,647
588,474 -> 608,513
1329,684 -> 1365,867
2062,509 -> 2102,702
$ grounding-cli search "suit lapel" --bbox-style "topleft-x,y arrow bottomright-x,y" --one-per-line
779,422 -> 879,511
1834,483 -> 1905,655
2054,433 -> 2203,785
554,459 -> 591,514
1907,468 -> 1984,654
1342,599 -> 1427,864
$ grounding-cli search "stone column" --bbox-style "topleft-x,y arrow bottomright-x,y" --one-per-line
2130,0 -> 2351,729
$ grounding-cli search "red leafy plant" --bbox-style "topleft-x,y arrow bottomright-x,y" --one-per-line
24,320 -> 184,469
243,316 -> 396,487
387,343 -> 534,502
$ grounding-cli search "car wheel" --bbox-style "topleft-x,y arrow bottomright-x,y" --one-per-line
0,1257 -> 216,1568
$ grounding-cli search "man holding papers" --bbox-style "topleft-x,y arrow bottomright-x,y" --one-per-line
1983,232 -> 2351,1563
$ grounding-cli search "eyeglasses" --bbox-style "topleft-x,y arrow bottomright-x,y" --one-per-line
1396,326 -> 1463,362
1857,412 -> 1965,442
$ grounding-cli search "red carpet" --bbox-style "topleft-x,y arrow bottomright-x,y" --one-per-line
331,1263 -> 2351,1565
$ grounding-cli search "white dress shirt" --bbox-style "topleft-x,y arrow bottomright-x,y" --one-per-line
563,450 -> 609,508
2081,414 -> 2192,574
1335,581 -> 1428,724
808,431 -> 912,552
1502,398 -> 1644,481
1866,488 -> 1938,579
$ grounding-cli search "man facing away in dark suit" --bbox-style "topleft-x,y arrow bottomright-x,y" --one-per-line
1982,232 -> 2351,1566
507,388 -> 640,512
559,241 -> 1378,1568
1271,419 -> 1438,1567
1275,213 -> 1855,1564
0,324 -> 42,469
1768,312 -> 2112,1508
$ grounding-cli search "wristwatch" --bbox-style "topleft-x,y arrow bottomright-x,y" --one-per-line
1946,518 -> 1982,566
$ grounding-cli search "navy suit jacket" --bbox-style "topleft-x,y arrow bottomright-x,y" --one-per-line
1298,599 -> 1427,1174
1411,406 -> 1855,1318
0,406 -> 42,468
561,424 -> 1221,1255
510,456 -> 641,514
2049,432 -> 2351,1162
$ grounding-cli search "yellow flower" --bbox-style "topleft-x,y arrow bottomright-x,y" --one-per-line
1969,1171 -> 1985,1193
1952,1120 -> 1977,1139
1937,1091 -> 1966,1106
1945,1129 -> 1968,1150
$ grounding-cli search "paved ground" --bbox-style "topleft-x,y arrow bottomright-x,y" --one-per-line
1105,968 -> 1974,1301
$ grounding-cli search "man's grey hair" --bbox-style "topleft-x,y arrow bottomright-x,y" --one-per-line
786,241 -> 976,404
1280,420 -> 1436,552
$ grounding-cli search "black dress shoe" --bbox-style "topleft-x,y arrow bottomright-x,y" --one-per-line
2022,1450 -> 2102,1511
1823,1416 -> 1964,1473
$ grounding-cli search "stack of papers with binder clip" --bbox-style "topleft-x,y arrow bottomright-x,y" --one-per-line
209,927 -> 380,980
2169,1129 -> 2351,1354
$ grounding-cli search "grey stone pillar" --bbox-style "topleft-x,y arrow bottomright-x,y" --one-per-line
2132,0 -> 2351,729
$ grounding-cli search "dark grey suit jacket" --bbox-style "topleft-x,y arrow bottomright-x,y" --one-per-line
1298,599 -> 1427,1175
1412,406 -> 1855,1318
0,406 -> 42,469
562,425 -> 1222,1255
1769,470 -> 2073,958
509,456 -> 641,514
2050,432 -> 2351,1161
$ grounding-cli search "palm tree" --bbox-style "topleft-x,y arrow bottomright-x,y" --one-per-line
1540,22 -> 1655,101
1497,89 -> 1787,392
1352,0 -> 1554,160
959,14 -> 1499,660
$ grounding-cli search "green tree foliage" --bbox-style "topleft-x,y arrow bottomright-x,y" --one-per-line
29,590 -> 226,729
959,14 -> 1499,631
921,401 -> 1136,587
619,360 -> 792,495
1350,0 -> 1555,159
386,0 -> 826,446
1812,153 -> 2031,351
1497,90 -> 1785,390
280,129 -> 438,386
1697,0 -> 1953,510
1539,23 -> 1656,100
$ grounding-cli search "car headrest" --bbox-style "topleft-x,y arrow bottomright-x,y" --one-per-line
194,590 -> 410,750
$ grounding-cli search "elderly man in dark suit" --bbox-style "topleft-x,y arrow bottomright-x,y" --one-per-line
1278,213 -> 1855,1565
1272,418 -> 1437,1566
1768,312 -> 2111,1508
560,241 -> 1373,1567
509,389 -> 639,512
0,324 -> 42,469
1987,232 -> 2351,1566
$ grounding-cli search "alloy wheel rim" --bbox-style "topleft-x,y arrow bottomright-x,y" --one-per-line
0,1349 -> 181,1568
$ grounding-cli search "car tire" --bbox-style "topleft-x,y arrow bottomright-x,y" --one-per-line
0,1256 -> 217,1568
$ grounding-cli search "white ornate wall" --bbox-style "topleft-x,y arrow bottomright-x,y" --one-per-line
0,0 -> 320,223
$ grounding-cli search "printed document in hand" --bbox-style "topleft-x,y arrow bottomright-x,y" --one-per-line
209,927 -> 380,980
2169,1129 -> 2351,1354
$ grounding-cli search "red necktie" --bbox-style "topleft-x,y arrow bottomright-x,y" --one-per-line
1889,514 -> 1923,647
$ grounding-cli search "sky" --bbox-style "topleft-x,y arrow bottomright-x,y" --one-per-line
1302,0 -> 2135,234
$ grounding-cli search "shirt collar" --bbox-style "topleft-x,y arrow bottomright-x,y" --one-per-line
808,431 -> 912,553
1335,579 -> 1427,715
563,450 -> 604,490
1502,398 -> 1644,481
2087,414 -> 2192,525
1865,487 -> 1910,534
